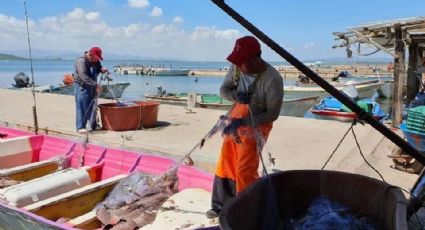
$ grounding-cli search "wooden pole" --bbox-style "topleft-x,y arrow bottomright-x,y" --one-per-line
407,41 -> 419,103
392,24 -> 405,127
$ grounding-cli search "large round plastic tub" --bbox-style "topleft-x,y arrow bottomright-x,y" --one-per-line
132,101 -> 160,128
220,170 -> 407,230
98,101 -> 159,131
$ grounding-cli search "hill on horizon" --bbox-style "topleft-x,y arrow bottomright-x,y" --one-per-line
0,53 -> 27,60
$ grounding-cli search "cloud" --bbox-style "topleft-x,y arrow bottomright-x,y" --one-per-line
172,16 -> 184,24
301,42 -> 316,50
191,26 -> 240,41
0,9 -> 242,61
149,6 -> 163,17
127,0 -> 149,9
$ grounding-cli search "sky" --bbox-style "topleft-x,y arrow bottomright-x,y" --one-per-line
1,0 -> 425,61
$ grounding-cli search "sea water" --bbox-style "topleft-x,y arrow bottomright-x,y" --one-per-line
0,60 -> 228,100
0,59 -> 392,114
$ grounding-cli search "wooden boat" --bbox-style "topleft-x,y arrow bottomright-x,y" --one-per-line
285,80 -> 384,99
280,96 -> 320,117
49,82 -> 130,99
115,66 -> 190,76
0,126 -> 214,229
145,93 -> 320,117
149,68 -> 190,76
311,96 -> 387,122
336,76 -> 394,98
13,82 -> 130,99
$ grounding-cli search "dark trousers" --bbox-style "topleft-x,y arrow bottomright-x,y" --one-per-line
211,175 -> 236,212
74,83 -> 96,130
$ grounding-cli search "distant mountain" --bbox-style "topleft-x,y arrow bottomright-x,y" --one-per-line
0,53 -> 27,60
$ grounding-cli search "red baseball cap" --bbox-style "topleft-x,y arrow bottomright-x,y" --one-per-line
89,47 -> 103,61
227,36 -> 261,67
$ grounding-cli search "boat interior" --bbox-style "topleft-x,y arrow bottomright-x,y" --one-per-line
0,126 -> 212,229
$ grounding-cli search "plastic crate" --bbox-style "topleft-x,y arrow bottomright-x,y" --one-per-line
407,106 -> 425,133
408,106 -> 425,117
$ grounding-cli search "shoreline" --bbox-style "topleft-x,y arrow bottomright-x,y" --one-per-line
115,64 -> 394,78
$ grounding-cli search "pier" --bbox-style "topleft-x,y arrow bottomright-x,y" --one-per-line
114,64 -> 393,78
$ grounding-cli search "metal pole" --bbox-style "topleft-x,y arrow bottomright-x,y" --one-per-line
210,0 -> 425,165
24,1 -> 39,134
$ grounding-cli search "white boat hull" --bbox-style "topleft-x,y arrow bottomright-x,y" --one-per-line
145,94 -> 319,117
377,82 -> 393,98
151,69 -> 190,76
284,82 -> 384,99
50,82 -> 130,99
280,96 -> 320,117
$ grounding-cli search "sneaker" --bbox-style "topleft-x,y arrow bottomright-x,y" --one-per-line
206,209 -> 219,219
78,129 -> 87,134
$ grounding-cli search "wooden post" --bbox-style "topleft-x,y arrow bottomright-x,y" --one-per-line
407,41 -> 419,103
392,24 -> 405,127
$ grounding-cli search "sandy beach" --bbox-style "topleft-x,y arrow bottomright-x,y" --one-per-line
0,89 -> 417,192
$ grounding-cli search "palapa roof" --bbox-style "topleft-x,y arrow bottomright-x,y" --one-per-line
333,17 -> 425,57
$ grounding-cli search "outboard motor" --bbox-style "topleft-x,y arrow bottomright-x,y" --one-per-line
13,72 -> 30,88
297,74 -> 311,84
156,86 -> 163,96
337,70 -> 350,78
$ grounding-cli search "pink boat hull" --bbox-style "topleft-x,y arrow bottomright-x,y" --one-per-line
0,126 -> 213,229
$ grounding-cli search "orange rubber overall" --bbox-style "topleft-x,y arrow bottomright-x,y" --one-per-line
215,103 -> 272,192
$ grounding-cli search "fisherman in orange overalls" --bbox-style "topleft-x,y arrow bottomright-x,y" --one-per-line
207,36 -> 284,218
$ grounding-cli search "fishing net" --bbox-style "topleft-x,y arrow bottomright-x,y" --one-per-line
282,196 -> 376,230
95,168 -> 179,229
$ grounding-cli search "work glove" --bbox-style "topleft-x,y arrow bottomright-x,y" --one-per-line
223,119 -> 244,143
234,92 -> 251,104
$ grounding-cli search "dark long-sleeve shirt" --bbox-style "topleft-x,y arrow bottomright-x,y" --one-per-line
220,64 -> 284,125
74,53 -> 102,89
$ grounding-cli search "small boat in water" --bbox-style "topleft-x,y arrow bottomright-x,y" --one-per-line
149,68 -> 190,76
10,72 -> 130,99
145,92 -> 320,117
335,76 -> 394,98
49,82 -> 130,99
14,82 -> 130,99
311,96 -> 387,122
285,80 -> 384,99
114,65 -> 190,76
0,126 -> 214,229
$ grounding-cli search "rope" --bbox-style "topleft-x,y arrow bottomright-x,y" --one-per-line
318,118 -> 425,227
158,103 -> 236,177
321,124 -> 352,170
321,118 -> 385,182
248,106 -> 284,228
351,124 -> 386,182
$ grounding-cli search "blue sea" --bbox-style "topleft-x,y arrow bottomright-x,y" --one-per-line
0,59 -> 391,114
0,60 -> 290,101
